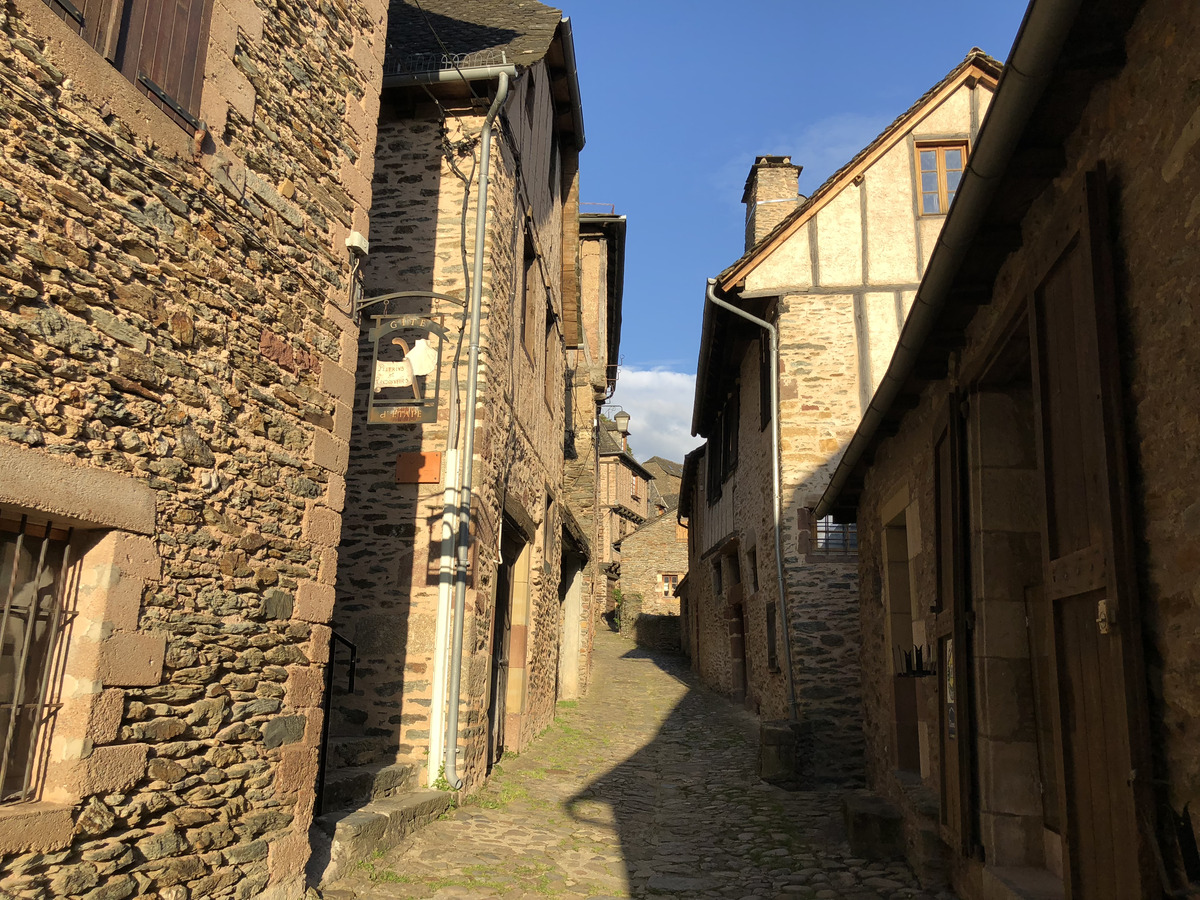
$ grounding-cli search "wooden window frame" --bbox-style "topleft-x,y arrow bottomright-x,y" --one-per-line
916,141 -> 968,216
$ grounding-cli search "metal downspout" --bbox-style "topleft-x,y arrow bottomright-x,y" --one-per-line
427,383 -> 458,785
444,72 -> 510,790
705,279 -> 798,721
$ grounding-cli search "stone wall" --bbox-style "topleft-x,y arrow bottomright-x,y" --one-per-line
620,511 -> 687,616
0,0 -> 384,895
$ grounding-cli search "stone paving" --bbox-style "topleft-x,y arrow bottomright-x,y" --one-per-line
324,629 -> 957,900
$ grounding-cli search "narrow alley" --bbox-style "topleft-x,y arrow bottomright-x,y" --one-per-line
324,629 -> 954,900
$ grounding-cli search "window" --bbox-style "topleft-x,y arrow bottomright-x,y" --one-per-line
917,143 -> 967,215
721,390 -> 740,478
521,233 -> 538,360
705,436 -> 723,504
544,302 -> 558,411
660,573 -> 680,598
812,515 -> 858,556
630,473 -> 640,501
711,559 -> 723,594
765,601 -> 779,672
759,334 -> 773,430
1,516 -> 77,803
675,520 -> 687,543
42,0 -> 214,132
747,547 -> 759,593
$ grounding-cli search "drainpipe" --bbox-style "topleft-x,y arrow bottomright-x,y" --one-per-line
442,72 -> 510,790
426,65 -> 517,788
705,279 -> 798,721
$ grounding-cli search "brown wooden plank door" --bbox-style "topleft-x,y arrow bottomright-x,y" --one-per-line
1028,166 -> 1156,900
933,399 -> 974,855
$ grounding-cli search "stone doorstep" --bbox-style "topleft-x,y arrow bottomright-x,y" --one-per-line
982,866 -> 1065,900
311,790 -> 455,885
320,761 -> 419,812
325,735 -> 393,770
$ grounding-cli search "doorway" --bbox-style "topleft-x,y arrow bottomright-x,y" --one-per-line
488,521 -> 528,771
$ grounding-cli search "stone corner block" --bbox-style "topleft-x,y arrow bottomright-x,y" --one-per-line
326,473 -> 346,512
294,581 -> 335,624
319,361 -> 357,406
311,431 -> 350,475
77,743 -> 149,796
97,632 -> 166,687
302,505 -> 343,549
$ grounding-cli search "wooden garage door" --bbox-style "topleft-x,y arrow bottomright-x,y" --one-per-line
1028,166 -> 1156,900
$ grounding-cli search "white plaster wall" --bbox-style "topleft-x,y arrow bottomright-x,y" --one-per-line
746,226 -> 813,294
816,186 -> 863,287
865,141 -> 920,285
865,292 -> 903,398
914,83 -> 972,135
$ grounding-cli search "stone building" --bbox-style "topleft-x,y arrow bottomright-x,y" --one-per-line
596,416 -> 652,612
617,499 -> 688,652
322,0 -> 598,876
679,52 -> 999,785
561,211 -> 626,699
818,0 -> 1198,897
0,0 -> 384,896
642,456 -> 683,516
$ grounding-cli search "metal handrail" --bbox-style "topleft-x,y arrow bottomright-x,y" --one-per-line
314,631 -> 357,816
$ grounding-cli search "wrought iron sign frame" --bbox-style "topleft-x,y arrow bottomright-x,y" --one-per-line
356,290 -> 464,426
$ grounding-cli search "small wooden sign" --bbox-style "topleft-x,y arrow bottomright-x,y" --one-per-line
396,451 -> 442,484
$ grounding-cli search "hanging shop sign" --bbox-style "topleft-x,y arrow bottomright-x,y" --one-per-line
368,315 -> 447,424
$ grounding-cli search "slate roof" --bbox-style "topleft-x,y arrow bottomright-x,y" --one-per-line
385,0 -> 562,76
598,419 -> 652,478
717,48 -> 1002,288
643,456 -> 684,479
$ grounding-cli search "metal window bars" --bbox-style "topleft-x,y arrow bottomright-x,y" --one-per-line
1,516 -> 77,803
814,516 -> 858,555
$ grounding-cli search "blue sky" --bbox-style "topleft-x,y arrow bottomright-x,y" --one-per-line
563,0 -> 1029,462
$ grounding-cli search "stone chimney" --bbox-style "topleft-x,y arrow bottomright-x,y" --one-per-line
742,155 -> 802,250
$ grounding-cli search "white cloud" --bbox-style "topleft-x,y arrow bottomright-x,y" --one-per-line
609,367 -> 702,465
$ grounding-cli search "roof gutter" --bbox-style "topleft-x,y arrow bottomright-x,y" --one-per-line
558,17 -> 586,150
383,64 -> 519,90
814,0 -> 1082,520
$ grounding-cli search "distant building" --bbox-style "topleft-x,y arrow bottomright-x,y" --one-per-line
680,52 -> 1000,785
596,416 -> 652,611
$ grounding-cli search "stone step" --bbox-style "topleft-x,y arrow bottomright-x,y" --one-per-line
309,790 -> 455,885
325,735 -> 392,770
320,761 -> 419,813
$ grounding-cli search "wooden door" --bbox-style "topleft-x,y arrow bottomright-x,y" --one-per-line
932,399 -> 975,854
1028,167 -> 1156,899
487,531 -> 520,769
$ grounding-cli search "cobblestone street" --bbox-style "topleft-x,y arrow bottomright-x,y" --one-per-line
326,629 -> 956,900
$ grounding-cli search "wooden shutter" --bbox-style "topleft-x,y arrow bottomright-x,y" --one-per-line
1028,165 -> 1157,900
119,0 -> 213,131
